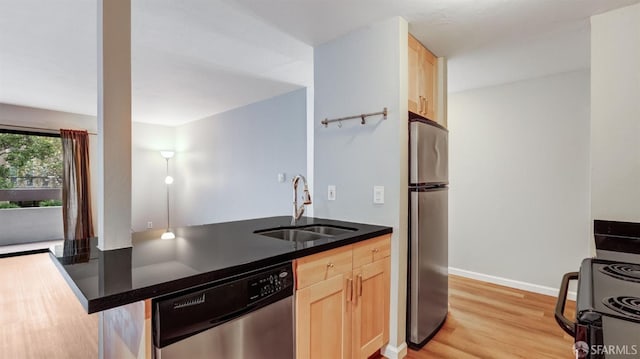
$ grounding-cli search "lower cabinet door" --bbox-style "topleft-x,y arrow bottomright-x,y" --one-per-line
296,273 -> 352,359
352,257 -> 390,359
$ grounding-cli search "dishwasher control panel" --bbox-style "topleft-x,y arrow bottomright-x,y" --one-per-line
154,262 -> 294,349
248,265 -> 293,303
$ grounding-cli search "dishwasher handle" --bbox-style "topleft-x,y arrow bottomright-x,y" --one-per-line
555,271 -> 578,337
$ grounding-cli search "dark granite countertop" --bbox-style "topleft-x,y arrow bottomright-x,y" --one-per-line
49,216 -> 392,313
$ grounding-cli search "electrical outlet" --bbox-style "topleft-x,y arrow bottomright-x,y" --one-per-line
373,186 -> 384,204
147,221 -> 153,229
328,185 -> 336,201
277,173 -> 286,183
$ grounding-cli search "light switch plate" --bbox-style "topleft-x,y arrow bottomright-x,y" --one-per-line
147,221 -> 153,229
328,185 -> 336,201
373,186 -> 384,204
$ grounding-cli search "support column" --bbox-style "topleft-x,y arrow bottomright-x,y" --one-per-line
97,0 -> 132,250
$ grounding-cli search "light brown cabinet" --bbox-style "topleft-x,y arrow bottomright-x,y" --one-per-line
408,34 -> 439,124
295,235 -> 391,359
351,257 -> 390,358
296,272 -> 352,359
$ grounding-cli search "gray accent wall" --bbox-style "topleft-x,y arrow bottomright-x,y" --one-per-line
313,17 -> 409,354
448,70 -> 591,289
591,3 -> 640,224
173,88 -> 307,227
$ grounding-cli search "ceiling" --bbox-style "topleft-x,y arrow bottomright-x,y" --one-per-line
1,0 -> 639,126
0,0 -> 313,126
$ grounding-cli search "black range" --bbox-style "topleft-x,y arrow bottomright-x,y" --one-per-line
49,216 -> 392,313
555,220 -> 640,358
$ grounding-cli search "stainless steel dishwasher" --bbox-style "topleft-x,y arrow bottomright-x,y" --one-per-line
152,262 -> 294,359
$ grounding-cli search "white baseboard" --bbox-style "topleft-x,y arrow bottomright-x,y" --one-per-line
449,267 -> 577,301
382,342 -> 408,359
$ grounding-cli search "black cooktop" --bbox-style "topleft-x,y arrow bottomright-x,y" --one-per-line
579,258 -> 640,324
599,263 -> 640,283
602,296 -> 640,320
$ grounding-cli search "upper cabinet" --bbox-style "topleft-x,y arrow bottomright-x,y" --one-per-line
408,34 -> 443,127
408,35 -> 421,115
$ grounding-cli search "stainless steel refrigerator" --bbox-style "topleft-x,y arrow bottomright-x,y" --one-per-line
407,118 -> 448,348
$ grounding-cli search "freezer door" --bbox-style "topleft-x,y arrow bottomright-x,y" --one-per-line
410,121 -> 448,185
409,188 -> 448,346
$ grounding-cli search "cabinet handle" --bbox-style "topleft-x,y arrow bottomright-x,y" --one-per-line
327,263 -> 334,268
418,96 -> 423,113
372,248 -> 379,253
358,275 -> 363,297
424,98 -> 429,114
352,276 -> 358,305
347,278 -> 353,303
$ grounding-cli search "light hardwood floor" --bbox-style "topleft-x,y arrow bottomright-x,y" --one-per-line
0,253 -> 98,359
1,254 -> 574,359
406,275 -> 576,359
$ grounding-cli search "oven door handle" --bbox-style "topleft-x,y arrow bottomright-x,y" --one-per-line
555,271 -> 578,336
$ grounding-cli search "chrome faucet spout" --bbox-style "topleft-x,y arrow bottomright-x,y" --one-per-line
292,174 -> 312,225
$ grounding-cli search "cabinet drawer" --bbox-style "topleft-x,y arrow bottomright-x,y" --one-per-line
295,246 -> 352,289
353,235 -> 391,268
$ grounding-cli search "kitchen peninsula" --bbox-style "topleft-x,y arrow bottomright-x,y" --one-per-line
50,216 -> 392,359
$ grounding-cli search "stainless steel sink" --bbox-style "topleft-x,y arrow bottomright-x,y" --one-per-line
255,224 -> 357,242
300,225 -> 356,236
258,229 -> 328,242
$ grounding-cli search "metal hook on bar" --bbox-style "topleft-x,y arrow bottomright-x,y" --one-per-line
361,115 -> 366,125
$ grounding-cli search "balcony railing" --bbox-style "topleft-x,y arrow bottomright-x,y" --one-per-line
0,206 -> 64,245
0,176 -> 62,202
0,178 -> 63,246
0,188 -> 61,202
7,176 -> 62,188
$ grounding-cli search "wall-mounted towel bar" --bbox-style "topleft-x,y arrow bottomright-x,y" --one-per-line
321,107 -> 387,128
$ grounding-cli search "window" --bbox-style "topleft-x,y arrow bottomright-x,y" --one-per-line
0,130 -> 63,208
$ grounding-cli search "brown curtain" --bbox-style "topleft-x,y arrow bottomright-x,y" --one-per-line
61,129 -> 94,240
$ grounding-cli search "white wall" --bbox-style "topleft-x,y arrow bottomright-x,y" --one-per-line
173,88 -> 307,227
0,103 -> 176,234
131,122 -> 175,232
448,70 -> 591,290
590,3 -> 640,223
313,17 -> 408,357
0,103 -> 100,234
0,103 -> 97,133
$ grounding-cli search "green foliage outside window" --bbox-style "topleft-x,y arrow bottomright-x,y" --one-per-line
0,133 -> 62,189
0,202 -> 19,209
38,199 -> 63,207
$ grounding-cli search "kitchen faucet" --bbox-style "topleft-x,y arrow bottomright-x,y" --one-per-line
291,174 -> 311,225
